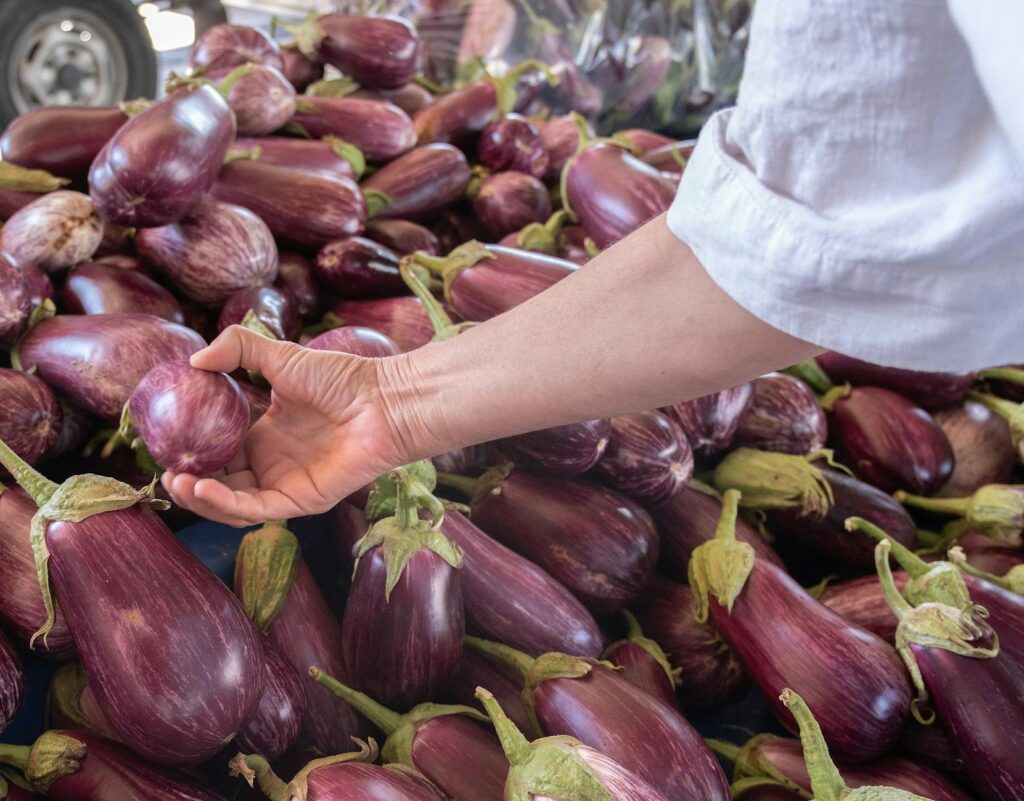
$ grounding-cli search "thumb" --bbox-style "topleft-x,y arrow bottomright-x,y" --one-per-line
191,325 -> 301,381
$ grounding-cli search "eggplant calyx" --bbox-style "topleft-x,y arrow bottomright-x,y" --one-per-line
365,460 -> 442,523
118,96 -> 151,116
782,359 -> 834,395
713,448 -> 837,517
234,522 -> 301,633
225,147 -> 261,164
47,663 -> 94,732
948,546 -> 1024,594
818,383 -> 852,412
464,636 -> 536,677
603,611 -> 680,688
516,209 -> 570,255
399,259 -> 460,341
728,735 -> 807,794
229,753 -> 290,800
215,63 -> 257,96
491,60 -> 560,119
23,732 -> 86,793
413,240 -> 496,302
307,77 -> 361,98
779,690 -> 851,801
689,489 -> 755,622
323,136 -> 366,180
279,13 -> 324,60
980,366 -> 1024,387
465,164 -> 490,201
284,739 -> 379,801
362,189 -> 392,220
0,161 -> 70,193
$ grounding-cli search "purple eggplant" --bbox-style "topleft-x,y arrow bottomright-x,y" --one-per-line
532,31 -> 602,118
736,373 -> 828,454
14,314 -> 205,422
1,191 -> 103,273
47,661 -> 117,738
473,171 -> 552,240
0,369 -> 60,468
45,399 -> 92,461
293,96 -> 415,162
350,84 -> 433,117
1,106 -> 127,182
955,529 -> 1024,576
312,669 -> 507,801
366,219 -> 441,256
0,629 -> 23,732
189,23 -> 284,76
331,296 -> 433,352
61,261 -> 184,323
274,252 -> 320,318
934,400 -> 1016,497
468,641 -> 729,801
307,325 -> 401,357
540,114 -> 591,181
901,479 -> 1024,550
603,612 -> 679,710
414,81 -> 500,146
591,411 -> 692,505
95,252 -> 150,273
315,237 -> 405,299
820,571 -> 908,643
432,209 -> 484,253
498,209 -> 571,255
689,491 -> 911,760
281,44 -> 323,92
478,114 -> 549,177
663,383 -> 754,455
218,64 -> 296,136
816,351 -> 975,411
303,15 -> 419,90
613,128 -> 676,154
213,160 -> 365,248
0,254 -> 28,346
0,189 -> 41,220
642,140 -> 696,174
362,144 -> 470,220
20,262 -> 53,310
126,361 -> 249,475
898,716 -> 968,780
616,35 -> 672,115
443,650 -> 536,735
564,143 -> 676,248
236,640 -> 306,761
0,441 -> 264,767
89,85 -> 235,227
234,136 -> 359,181
219,288 -> 297,343
733,783 -> 804,801
431,444 -> 490,474
500,419 -> 611,476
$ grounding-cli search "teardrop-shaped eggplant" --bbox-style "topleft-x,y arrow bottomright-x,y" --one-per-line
362,144 -> 471,220
219,64 -> 296,136
736,373 -> 827,455
274,252 -> 320,319
219,286 -> 299,342
189,23 -> 283,75
308,14 -> 420,89
603,613 -> 679,711
499,419 -> 611,477
663,383 -> 754,456
293,96 -> 415,162
0,106 -> 127,182
478,114 -> 549,177
473,171 -> 552,240
365,219 -> 441,257
933,401 -> 1016,497
0,370 -> 60,468
0,629 -> 24,732
331,296 -> 433,352
315,238 -> 405,299
816,351 -> 975,411
591,411 -> 693,505
307,325 -> 401,357
234,136 -> 358,182
61,262 -> 184,323
236,639 -> 306,761
0,191 -> 103,274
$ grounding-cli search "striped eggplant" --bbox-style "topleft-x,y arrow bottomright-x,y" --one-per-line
0,254 -> 28,346
816,352 -> 975,411
217,64 -> 296,137
350,83 -> 434,115
443,650 -> 536,736
820,571 -> 908,643
315,238 -> 404,299
307,325 -> 401,357
431,445 -> 490,475
498,210 -> 571,255
473,171 -> 551,240
663,383 -> 753,455
954,529 -> 1024,575
689,491 -> 912,760
456,0 -> 516,73
61,262 -> 184,323
292,96 -> 415,162
478,114 -> 549,177
602,612 -> 679,710
540,115 -> 591,181
45,399 -> 91,461
934,401 -> 1016,497
412,82 -> 496,146
300,15 -> 419,89
0,370 -> 60,468
0,630 -> 22,733
233,136 -> 360,182
362,144 -> 470,220
89,85 -> 235,227
0,440 -> 264,766
274,252 -> 320,319
499,419 -> 611,477
736,373 -> 828,455
189,23 -> 283,75
331,296 -> 433,352
0,191 -> 103,274
612,128 -> 675,153
366,219 -> 441,256
0,106 -> 126,181
236,640 -> 306,761
218,286 -> 300,341
281,44 -> 323,91
898,717 -> 967,780
13,314 -> 205,422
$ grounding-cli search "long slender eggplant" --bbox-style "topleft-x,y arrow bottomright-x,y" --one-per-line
331,296 -> 433,352
61,262 -> 183,323
349,83 -> 434,115
443,650 -> 536,735
307,325 -> 401,357
14,314 -> 205,422
281,43 -> 323,91
362,144 -> 470,220
213,160 -> 365,247
89,85 -> 235,227
365,219 -> 441,257
274,252 -> 320,319
934,401 -> 1016,497
292,96 -> 415,162
689,491 -> 911,760
315,238 -> 405,299
0,254 -> 28,346
736,373 -> 828,455
473,171 -> 552,240
0,370 -> 60,468
0,107 -> 126,182
0,631 -> 23,732
189,23 -> 283,75
218,64 -> 296,136
0,441 -> 264,766
478,114 -> 549,177
1,191 -> 103,274
663,383 -> 754,456
816,352 -> 975,411
297,15 -> 419,89
602,612 -> 679,710
233,136 -> 360,183
236,640 -> 306,761
412,81 -> 496,146
312,669 -> 506,801
898,717 -> 968,780
819,571 -> 908,643
591,411 -> 692,505
218,286 -> 300,341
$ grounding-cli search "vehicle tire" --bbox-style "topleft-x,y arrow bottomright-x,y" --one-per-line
0,0 -> 158,124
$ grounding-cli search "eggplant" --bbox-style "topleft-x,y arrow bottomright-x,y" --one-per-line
217,64 -> 296,137
819,571 -> 908,643
473,171 -> 552,240
213,160 -> 365,248
45,400 -> 92,462
0,190 -> 39,220
898,721 -> 969,782
663,383 -> 754,455
934,401 -> 1016,497
591,411 -> 692,505
689,491 -> 912,760
60,262 -> 184,323
315,238 -> 405,299
236,640 -> 306,761
292,96 -> 415,162
736,373 -> 828,454
413,81 -> 499,146
302,14 -> 419,90
983,365 -> 1024,403
443,650 -> 536,735
312,669 -> 507,801
468,640 -> 729,801
498,210 -> 571,255
540,114 -> 591,181
233,136 -> 359,182
233,522 -> 363,755
0,254 -> 28,346
615,35 -> 672,115
816,351 -> 975,411
307,325 -> 401,357
1,191 -> 103,274
733,783 -> 804,801
0,106 -> 126,182
95,253 -> 150,273
0,630 -> 23,732
602,612 -> 679,710
533,32 -> 602,118
362,144 -> 470,220
431,444 -> 490,474
218,286 -> 300,341
19,263 -> 53,313
189,23 -> 284,76
274,252 -> 320,318
126,361 -> 249,475
955,529 -> 1024,576
445,464 -> 659,614
0,441 -> 264,766
432,209 -> 484,254
642,140 -> 696,174
89,85 -> 235,227
350,83 -> 435,116
14,314 -> 205,422
0,370 -> 60,468
331,296 -> 433,352
0,730 -> 228,800
897,483 -> 1024,547
499,419 -> 611,476
965,391 -> 1024,463
563,143 -> 676,248
366,219 -> 441,257
478,114 -> 549,177
281,44 -> 323,92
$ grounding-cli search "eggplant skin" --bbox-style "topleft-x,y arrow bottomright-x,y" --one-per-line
365,219 -> 441,257
362,144 -> 471,220
0,252 -> 29,345
410,715 -> 509,801
0,105 -> 127,181
218,287 -> 300,342
473,171 -> 552,240
317,14 -> 420,90
0,368 -> 61,467
816,351 -> 975,411
605,640 -> 679,711
443,649 -> 536,735
571,744 -> 674,801
331,296 -> 434,352
306,762 -> 446,800
500,419 -> 610,477
314,237 -> 405,300
0,628 -> 24,732
663,383 -> 753,456
0,191 -> 104,274
293,96 -> 416,163
61,261 -> 185,323
307,325 -> 401,358
189,23 -> 284,75
236,639 -> 306,761
735,373 -> 827,455
934,401 -> 1016,497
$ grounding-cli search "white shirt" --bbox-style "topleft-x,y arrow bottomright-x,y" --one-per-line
667,0 -> 1024,372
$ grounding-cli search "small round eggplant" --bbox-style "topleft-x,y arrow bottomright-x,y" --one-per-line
540,114 -> 591,180
933,400 -> 1016,497
315,237 -> 405,299
61,262 -> 184,323
478,114 -> 549,177
816,351 -> 975,411
362,143 -> 471,220
280,43 -> 323,91
500,419 -> 611,477
0,627 -> 24,731
307,325 -> 401,357
736,373 -> 828,455
0,191 -> 103,273
591,411 -> 693,506
218,287 -> 300,341
127,361 -> 249,475
236,639 -> 306,761
331,296 -> 434,352
189,23 -> 284,76
218,64 -> 296,136
443,649 -> 536,736
293,96 -> 415,162
0,369 -> 61,467
274,252 -> 320,318
365,218 -> 441,256
473,171 -> 552,240
310,14 -> 420,89
603,612 -> 680,711
0,252 -> 29,345
663,383 -> 754,456
0,106 -> 127,182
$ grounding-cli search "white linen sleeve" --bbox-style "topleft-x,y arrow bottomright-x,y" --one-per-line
666,0 -> 1024,373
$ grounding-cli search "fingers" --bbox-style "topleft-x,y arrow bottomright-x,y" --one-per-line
162,470 -> 309,527
191,325 -> 302,382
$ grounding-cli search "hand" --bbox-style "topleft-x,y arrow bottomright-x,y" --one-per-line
161,326 -> 414,527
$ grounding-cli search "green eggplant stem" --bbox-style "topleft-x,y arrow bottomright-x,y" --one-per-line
475,688 -> 533,767
309,667 -> 402,735
464,636 -> 534,677
229,753 -> 289,801
215,63 -> 255,96
435,472 -> 482,498
392,469 -> 420,530
979,367 -> 1024,386
782,359 -> 834,395
0,437 -> 58,507
704,738 -> 743,763
623,610 -> 643,641
818,383 -> 851,412
947,547 -> 1014,591
779,689 -> 849,801
714,489 -> 742,541
846,517 -> 929,578
409,250 -> 449,274
874,541 -> 912,620
399,259 -> 456,338
894,490 -> 969,517
0,745 -> 30,771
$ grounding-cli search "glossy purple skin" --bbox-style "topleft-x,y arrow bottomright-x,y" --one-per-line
766,469 -> 917,571
46,505 -> 263,765
0,781 -> 41,801
305,762 -> 443,801
223,65 -> 296,136
446,245 -> 577,322
531,662 -> 730,801
365,219 -> 440,256
641,141 -> 696,174
274,252 -> 320,318
899,718 -> 967,779
605,640 -> 679,711
0,189 -> 39,219
747,735 -> 974,801
709,561 -> 911,760
591,411 -> 693,506
129,361 -> 249,475
663,383 -> 754,455
934,401 -> 1016,497
478,115 -> 549,177
343,547 -> 464,709
540,115 -> 588,180
0,368 -> 60,466
957,529 -> 1024,575
441,509 -> 603,657
218,287 -> 300,341
352,83 -> 434,116
46,400 -> 92,461
314,237 -> 404,299
612,130 -> 674,153
316,14 -> 420,89
234,136 -> 356,182
501,418 -> 611,477
0,627 -> 23,731
413,81 -> 498,146
281,45 -> 324,92
470,469 -> 659,614
236,640 -> 306,761
188,23 -> 283,75
16,314 -> 206,422
0,106 -> 126,181
213,160 -> 366,248
331,296 -> 433,352
817,351 -> 975,411
431,444 -> 490,474
473,171 -> 552,240
21,262 -> 54,309
0,252 -> 28,345
61,262 -> 184,323
293,96 -> 415,162
362,144 -> 471,220
443,649 -> 535,735
829,386 -> 955,494
1,190 -> 104,273
89,85 -> 235,227
819,572 -> 909,643
409,715 -> 508,801
735,373 -> 828,454
307,325 -> 401,357
564,144 -> 677,248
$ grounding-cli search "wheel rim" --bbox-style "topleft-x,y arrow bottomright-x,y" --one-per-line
9,7 -> 130,112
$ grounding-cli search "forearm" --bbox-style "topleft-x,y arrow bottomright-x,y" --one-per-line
382,214 -> 823,460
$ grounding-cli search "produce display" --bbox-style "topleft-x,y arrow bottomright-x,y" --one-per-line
0,14 -> 1022,801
